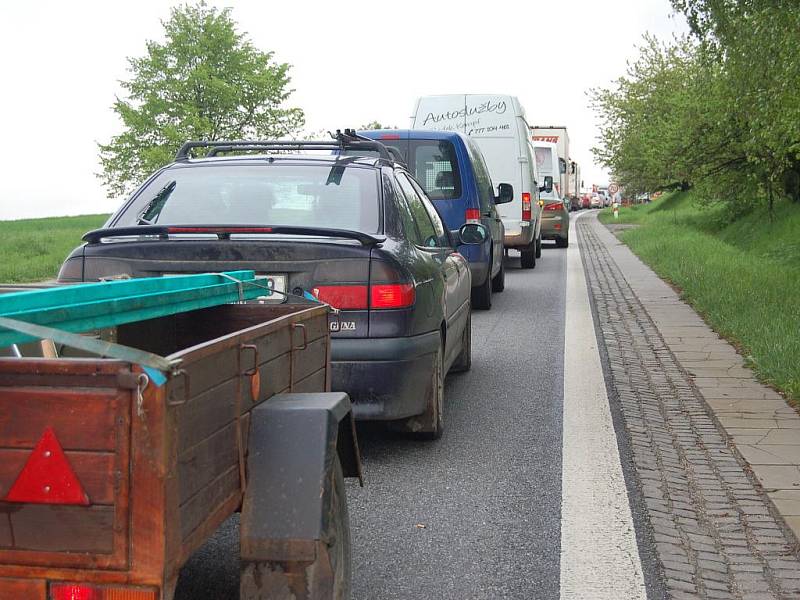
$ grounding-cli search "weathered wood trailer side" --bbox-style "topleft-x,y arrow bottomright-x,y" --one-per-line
0,302 -> 359,600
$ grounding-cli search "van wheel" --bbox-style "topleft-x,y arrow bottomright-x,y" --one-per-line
535,235 -> 542,258
520,246 -> 536,269
451,311 -> 471,373
471,272 -> 492,310
491,260 -> 505,292
556,236 -> 569,248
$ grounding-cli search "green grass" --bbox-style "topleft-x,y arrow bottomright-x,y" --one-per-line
599,192 -> 800,401
0,214 -> 109,283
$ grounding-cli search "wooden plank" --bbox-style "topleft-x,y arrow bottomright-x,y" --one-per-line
0,389 -> 119,451
0,513 -> 9,547
177,423 -> 237,505
292,337 -> 328,386
0,578 -> 46,600
292,368 -> 327,394
0,504 -> 114,553
179,466 -> 239,541
177,379 -> 238,451
0,450 -> 115,504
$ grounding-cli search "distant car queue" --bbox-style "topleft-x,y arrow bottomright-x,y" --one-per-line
57,93 -> 583,438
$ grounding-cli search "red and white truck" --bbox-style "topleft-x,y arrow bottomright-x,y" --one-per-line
531,126 -> 579,200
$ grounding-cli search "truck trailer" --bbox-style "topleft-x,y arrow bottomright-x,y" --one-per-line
531,126 -> 570,199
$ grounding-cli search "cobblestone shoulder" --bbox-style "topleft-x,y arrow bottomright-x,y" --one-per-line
578,218 -> 800,600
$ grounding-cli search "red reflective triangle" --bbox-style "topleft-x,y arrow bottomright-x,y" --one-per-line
4,427 -> 90,506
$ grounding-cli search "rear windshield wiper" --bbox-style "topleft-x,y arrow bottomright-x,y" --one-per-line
136,180 -> 177,224
83,224 -> 387,246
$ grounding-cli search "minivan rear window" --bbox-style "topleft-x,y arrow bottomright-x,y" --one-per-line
114,164 -> 381,233
378,140 -> 462,201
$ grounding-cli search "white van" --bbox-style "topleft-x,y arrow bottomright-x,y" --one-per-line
411,94 -> 548,269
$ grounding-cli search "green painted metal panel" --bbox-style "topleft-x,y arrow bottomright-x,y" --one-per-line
0,271 -> 276,348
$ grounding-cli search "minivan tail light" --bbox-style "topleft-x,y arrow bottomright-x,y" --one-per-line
371,284 -> 415,309
465,208 -> 481,223
544,202 -> 563,211
522,192 -> 532,221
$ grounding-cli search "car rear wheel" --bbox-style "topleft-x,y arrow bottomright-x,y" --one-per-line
520,245 -> 536,269
471,271 -> 492,310
491,260 -> 505,292
451,311 -> 472,373
404,340 -> 445,440
555,236 -> 569,248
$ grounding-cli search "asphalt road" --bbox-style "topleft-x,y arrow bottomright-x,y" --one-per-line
174,243 -> 569,600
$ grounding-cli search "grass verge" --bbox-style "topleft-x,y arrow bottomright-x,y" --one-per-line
598,192 -> 800,402
0,214 -> 108,283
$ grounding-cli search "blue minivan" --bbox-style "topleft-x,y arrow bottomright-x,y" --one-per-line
360,130 -> 512,309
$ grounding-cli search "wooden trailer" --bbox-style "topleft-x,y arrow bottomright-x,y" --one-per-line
0,272 -> 361,600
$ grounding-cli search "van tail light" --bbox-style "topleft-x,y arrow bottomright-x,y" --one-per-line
371,283 -> 415,309
313,284 -> 415,310
522,193 -> 532,221
465,208 -> 481,223
544,202 -> 563,211
51,584 -> 157,600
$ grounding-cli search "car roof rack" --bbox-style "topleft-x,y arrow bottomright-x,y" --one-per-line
175,129 -> 396,162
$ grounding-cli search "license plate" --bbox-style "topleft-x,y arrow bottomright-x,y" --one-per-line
254,274 -> 287,303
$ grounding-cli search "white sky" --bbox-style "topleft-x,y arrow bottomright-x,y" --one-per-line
0,0 -> 687,221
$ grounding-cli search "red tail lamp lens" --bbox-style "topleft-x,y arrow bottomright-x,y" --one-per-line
522,192 -> 532,221
313,285 -> 369,309
465,208 -> 481,223
51,584 -> 157,600
379,133 -> 401,140
544,202 -> 563,211
370,284 -> 415,309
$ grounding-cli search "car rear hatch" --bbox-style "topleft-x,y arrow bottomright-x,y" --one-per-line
68,228 -> 415,340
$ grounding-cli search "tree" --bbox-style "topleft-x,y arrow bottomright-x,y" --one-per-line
98,2 -> 304,197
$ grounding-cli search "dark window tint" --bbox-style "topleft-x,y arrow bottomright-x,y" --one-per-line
115,164 -> 381,233
464,138 -> 495,214
396,173 -> 439,248
407,176 -> 449,247
409,140 -> 462,201
386,174 -> 421,244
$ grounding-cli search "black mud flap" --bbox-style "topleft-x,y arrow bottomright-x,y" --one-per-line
239,392 -> 360,600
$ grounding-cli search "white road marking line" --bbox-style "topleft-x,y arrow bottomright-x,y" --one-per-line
560,216 -> 647,600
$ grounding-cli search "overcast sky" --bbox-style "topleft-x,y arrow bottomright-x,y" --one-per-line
0,0 -> 687,221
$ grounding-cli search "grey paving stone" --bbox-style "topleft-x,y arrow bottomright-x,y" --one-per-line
578,219 -> 800,600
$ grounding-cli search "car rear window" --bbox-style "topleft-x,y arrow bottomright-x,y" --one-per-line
114,164 -> 381,233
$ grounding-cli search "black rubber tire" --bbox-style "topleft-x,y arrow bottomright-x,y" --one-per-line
471,271 -> 492,310
520,247 -> 536,269
239,459 -> 351,600
327,459 -> 351,600
535,234 -> 542,258
491,259 -> 505,292
451,311 -> 472,373
555,236 -> 569,248
413,342 -> 445,440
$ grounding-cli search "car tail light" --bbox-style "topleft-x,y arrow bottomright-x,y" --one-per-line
371,284 -> 415,309
379,133 -> 401,140
522,193 -> 532,221
51,584 -> 157,600
313,284 -> 415,309
313,285 -> 369,309
465,208 -> 481,223
554,223 -> 562,230
544,202 -> 563,211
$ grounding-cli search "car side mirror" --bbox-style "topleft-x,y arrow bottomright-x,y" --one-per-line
495,183 -> 514,204
539,176 -> 553,194
453,223 -> 488,245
